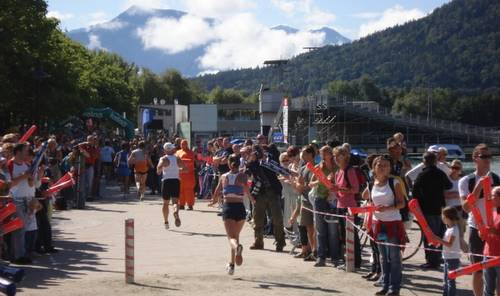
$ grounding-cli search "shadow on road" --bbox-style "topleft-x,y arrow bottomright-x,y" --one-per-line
16,229 -> 114,292
234,278 -> 339,293
169,229 -> 226,238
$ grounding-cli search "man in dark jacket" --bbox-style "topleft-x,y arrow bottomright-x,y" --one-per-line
247,145 -> 285,252
413,152 -> 452,269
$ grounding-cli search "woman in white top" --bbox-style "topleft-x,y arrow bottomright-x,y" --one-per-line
445,159 -> 468,252
362,155 -> 406,296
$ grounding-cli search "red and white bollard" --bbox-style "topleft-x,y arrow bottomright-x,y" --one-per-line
125,218 -> 134,284
345,215 -> 355,272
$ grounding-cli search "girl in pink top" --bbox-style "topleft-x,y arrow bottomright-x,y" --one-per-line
332,146 -> 359,208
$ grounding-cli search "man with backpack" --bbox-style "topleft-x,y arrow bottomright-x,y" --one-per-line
413,152 -> 453,269
459,143 -> 500,296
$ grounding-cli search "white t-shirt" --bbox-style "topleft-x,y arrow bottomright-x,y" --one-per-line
162,155 -> 179,180
100,146 -> 115,163
445,179 -> 462,207
406,162 -> 451,184
371,179 -> 402,222
442,225 -> 461,259
9,162 -> 35,202
459,172 -> 497,229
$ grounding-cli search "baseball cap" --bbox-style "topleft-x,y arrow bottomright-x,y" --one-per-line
427,145 -> 440,153
163,142 -> 176,151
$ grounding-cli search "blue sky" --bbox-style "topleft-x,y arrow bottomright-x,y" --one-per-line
46,0 -> 449,39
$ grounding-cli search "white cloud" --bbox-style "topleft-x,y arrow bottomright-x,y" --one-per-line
47,10 -> 74,21
136,11 -> 326,73
305,8 -> 335,28
87,11 -> 108,26
137,15 -> 215,54
271,0 -> 335,29
358,5 -> 425,38
199,13 -> 325,72
87,34 -> 107,50
183,0 -> 255,18
352,12 -> 382,19
94,20 -> 128,31
122,0 -> 169,10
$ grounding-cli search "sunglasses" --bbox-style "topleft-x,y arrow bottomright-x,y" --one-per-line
477,154 -> 492,160
451,166 -> 461,170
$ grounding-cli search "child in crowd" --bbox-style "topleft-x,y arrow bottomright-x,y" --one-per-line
393,132 -> 408,157
482,186 -> 500,296
432,206 -> 461,296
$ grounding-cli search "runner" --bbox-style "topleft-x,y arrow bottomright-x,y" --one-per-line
213,154 -> 248,275
157,142 -> 185,229
114,142 -> 131,196
128,141 -> 153,201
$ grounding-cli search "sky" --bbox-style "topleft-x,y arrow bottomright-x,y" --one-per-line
47,0 -> 449,40
46,0 -> 450,73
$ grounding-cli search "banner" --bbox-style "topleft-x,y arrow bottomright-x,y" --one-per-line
283,97 -> 288,144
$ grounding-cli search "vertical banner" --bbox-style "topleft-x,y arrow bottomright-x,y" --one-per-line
283,97 -> 289,144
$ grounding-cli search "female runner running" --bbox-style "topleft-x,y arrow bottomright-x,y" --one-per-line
213,154 -> 249,275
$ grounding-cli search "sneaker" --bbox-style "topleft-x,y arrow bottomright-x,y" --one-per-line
314,259 -> 326,267
226,263 -> 235,275
174,213 -> 181,227
304,253 -> 316,262
294,252 -> 309,259
386,291 -> 400,296
164,222 -> 170,230
375,290 -> 388,295
249,243 -> 264,250
188,206 -> 193,211
235,244 -> 243,266
179,205 -> 185,210
276,243 -> 285,252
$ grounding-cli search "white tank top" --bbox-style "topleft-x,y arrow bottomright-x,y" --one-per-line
371,179 -> 402,222
162,155 -> 179,180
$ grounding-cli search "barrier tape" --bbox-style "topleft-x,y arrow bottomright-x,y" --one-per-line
301,206 -> 497,260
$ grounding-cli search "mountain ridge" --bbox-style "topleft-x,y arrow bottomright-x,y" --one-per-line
66,6 -> 350,76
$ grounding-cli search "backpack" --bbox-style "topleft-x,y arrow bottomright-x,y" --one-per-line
343,165 -> 368,202
468,172 -> 500,198
369,176 -> 410,222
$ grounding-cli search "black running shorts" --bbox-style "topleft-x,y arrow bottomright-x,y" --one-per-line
162,179 -> 180,200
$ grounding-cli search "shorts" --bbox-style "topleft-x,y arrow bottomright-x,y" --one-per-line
469,227 -> 485,264
299,200 -> 314,226
222,202 -> 246,221
162,179 -> 180,200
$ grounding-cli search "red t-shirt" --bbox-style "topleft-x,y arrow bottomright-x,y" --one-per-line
484,210 -> 500,256
84,145 -> 100,166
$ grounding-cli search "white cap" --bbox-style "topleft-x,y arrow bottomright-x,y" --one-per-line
427,145 -> 440,153
163,142 -> 176,151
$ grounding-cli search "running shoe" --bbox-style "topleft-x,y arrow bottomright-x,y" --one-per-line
174,213 -> 181,227
314,258 -> 326,267
164,222 -> 169,230
226,263 -> 235,275
235,244 -> 243,266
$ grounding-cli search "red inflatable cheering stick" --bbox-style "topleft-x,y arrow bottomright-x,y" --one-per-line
0,202 -> 24,236
467,193 -> 488,238
18,125 -> 37,144
0,203 -> 16,222
306,162 -> 333,188
45,179 -> 75,196
348,206 -> 376,215
449,257 -> 500,280
408,199 -> 441,246
483,176 -> 493,226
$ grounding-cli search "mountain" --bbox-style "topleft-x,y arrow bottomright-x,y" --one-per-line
195,0 -> 500,95
67,6 -> 350,77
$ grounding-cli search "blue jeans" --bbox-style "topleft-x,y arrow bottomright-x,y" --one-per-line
378,237 -> 402,293
443,258 -> 460,296
10,201 -> 27,260
314,198 -> 341,261
25,230 -> 38,257
83,166 -> 94,199
424,215 -> 444,266
484,266 -> 500,296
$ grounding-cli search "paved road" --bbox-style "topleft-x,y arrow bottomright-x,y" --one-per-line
18,184 -> 473,295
